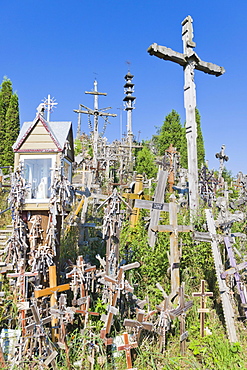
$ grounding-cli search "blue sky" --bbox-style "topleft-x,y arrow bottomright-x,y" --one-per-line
1,1 -> 246,176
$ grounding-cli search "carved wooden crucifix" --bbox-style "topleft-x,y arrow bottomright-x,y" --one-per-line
165,144 -> 178,193
148,15 -> 225,215
192,280 -> 213,337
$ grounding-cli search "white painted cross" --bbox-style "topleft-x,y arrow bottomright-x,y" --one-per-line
42,94 -> 58,122
148,15 -> 225,215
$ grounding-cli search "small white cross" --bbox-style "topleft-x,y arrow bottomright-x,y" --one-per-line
42,94 -> 58,122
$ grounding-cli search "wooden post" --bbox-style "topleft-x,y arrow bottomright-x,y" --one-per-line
0,343 -> 6,369
192,280 -> 213,337
205,209 -> 238,342
178,283 -> 188,356
117,332 -> 138,370
49,265 -> 58,342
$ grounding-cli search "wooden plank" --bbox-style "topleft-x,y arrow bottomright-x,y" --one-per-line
205,209 -> 238,343
148,170 -> 168,247
134,198 -> 169,211
21,142 -> 57,150
34,283 -> 70,298
122,193 -> 150,200
152,225 -> 192,233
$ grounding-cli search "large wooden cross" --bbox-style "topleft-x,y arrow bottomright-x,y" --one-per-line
148,16 -> 225,215
152,194 -> 192,295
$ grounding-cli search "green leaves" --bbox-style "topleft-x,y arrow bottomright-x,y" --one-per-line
0,78 -> 20,168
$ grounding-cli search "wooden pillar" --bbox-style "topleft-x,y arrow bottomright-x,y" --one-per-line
49,265 -> 58,342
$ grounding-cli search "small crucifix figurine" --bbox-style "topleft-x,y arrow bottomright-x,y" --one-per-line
165,143 -> 179,193
192,280 -> 213,337
148,15 -> 225,215
215,144 -> 229,182
117,332 -> 138,370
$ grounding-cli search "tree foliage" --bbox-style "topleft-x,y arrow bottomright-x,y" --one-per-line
134,144 -> 158,178
154,108 -> 205,170
0,77 -> 20,168
196,108 -> 205,169
153,110 -> 183,156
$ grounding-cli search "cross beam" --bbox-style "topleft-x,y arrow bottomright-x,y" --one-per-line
148,16 -> 225,215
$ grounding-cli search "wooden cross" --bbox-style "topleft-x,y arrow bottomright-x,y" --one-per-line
66,256 -> 96,309
148,170 -> 168,247
7,266 -> 38,334
192,280 -> 213,337
152,194 -> 192,295
34,265 -> 70,342
148,16 -> 225,214
117,332 -> 138,370
25,304 -> 54,361
134,170 -> 168,247
100,262 -> 140,341
175,283 -> 191,356
74,80 -> 116,170
122,175 -> 149,227
123,308 -> 153,342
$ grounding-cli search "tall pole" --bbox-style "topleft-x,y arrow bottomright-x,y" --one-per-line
93,80 -> 99,168
123,72 -> 136,164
